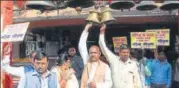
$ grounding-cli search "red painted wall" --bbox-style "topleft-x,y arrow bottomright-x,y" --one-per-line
1,1 -> 13,88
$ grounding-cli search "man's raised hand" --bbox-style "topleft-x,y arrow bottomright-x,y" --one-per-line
85,23 -> 93,31
3,43 -> 12,56
100,24 -> 106,34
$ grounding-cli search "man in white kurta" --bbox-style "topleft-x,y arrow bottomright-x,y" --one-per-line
98,24 -> 142,88
78,23 -> 112,88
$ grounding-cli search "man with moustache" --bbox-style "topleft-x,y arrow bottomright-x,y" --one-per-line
99,24 -> 141,88
18,52 -> 60,88
79,23 -> 112,88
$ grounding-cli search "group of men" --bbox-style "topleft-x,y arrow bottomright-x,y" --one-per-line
1,23 -> 179,88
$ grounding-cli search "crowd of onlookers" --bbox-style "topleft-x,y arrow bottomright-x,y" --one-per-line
1,23 -> 179,88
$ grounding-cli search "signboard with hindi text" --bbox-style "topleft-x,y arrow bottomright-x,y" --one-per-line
1,22 -> 29,42
146,29 -> 170,46
112,36 -> 127,53
130,32 -> 157,49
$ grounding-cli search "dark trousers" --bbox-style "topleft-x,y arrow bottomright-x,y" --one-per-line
172,81 -> 179,88
151,83 -> 167,88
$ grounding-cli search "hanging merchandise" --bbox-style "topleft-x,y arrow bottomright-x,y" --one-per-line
109,0 -> 135,10
136,0 -> 157,11
160,0 -> 179,11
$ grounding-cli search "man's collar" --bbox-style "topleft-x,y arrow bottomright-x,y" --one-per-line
70,55 -> 77,58
29,64 -> 35,68
32,70 -> 51,77
119,58 -> 132,64
87,59 -> 102,66
126,58 -> 132,64
156,59 -> 168,64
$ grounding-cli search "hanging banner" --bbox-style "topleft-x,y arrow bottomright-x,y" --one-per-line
1,22 -> 30,42
130,32 -> 157,49
146,29 -> 170,46
112,36 -> 127,53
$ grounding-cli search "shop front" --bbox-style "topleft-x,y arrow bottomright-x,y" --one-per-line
1,1 -> 179,87
8,1 -> 178,70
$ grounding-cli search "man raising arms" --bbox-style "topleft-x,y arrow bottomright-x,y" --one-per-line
79,23 -> 112,88
99,24 -> 142,88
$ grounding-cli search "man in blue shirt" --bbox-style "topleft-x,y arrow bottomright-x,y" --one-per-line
150,51 -> 172,88
18,52 -> 60,88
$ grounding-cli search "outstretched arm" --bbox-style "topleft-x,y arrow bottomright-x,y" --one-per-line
1,55 -> 25,77
1,43 -> 25,77
99,24 -> 119,64
78,23 -> 93,65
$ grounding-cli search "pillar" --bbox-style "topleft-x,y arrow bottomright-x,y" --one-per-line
1,1 -> 13,57
1,1 -> 14,88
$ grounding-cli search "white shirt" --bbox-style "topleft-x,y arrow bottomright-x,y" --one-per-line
1,55 -> 25,77
40,75 -> 48,88
78,28 -> 112,88
99,34 -> 142,88
88,62 -> 98,82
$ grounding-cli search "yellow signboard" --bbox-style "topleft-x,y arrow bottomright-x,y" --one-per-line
130,32 -> 157,49
146,29 -> 170,46
112,36 -> 127,53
